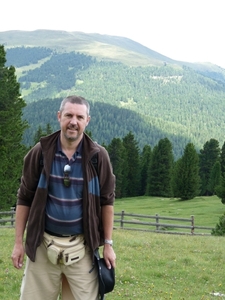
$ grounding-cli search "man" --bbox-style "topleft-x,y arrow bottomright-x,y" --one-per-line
11,95 -> 116,300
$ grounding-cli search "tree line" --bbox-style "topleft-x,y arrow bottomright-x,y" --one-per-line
108,134 -> 225,201
35,124 -> 225,203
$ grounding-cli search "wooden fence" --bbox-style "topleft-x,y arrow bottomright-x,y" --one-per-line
0,208 -> 15,228
114,211 -> 214,235
0,209 -> 214,235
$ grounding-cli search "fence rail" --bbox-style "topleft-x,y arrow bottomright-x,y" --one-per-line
0,209 -> 214,235
0,208 -> 15,228
114,211 -> 214,235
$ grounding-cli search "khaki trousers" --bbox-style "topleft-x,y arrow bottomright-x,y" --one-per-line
62,274 -> 75,300
20,241 -> 99,300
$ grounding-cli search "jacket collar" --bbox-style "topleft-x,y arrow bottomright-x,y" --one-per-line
40,130 -> 100,161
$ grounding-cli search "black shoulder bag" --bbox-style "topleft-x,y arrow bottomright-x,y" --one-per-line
94,249 -> 115,300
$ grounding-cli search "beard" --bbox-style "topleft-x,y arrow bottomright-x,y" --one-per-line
63,126 -> 82,142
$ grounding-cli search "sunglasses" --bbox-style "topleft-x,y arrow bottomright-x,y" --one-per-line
63,164 -> 71,187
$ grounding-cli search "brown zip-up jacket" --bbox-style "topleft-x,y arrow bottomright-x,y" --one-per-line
17,130 -> 115,262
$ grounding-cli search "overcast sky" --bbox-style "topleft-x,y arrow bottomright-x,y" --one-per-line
1,0 -> 225,68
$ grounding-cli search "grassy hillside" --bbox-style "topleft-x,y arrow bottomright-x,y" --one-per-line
114,195 -> 225,228
0,30 -> 177,67
2,29 -> 225,74
1,30 -> 225,157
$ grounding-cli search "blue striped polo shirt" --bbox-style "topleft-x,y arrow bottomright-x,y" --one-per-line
45,138 -> 84,235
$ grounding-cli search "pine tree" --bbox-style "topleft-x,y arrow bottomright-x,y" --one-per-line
214,145 -> 225,204
146,138 -> 174,197
173,143 -> 200,200
33,123 -> 53,145
33,126 -> 44,145
107,137 -> 126,198
208,161 -> 222,195
215,176 -> 225,204
122,132 -> 140,197
199,139 -> 221,195
0,45 -> 28,209
220,141 -> 225,178
140,145 -> 151,195
172,158 -> 181,197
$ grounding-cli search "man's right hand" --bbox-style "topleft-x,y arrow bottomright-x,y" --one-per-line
11,243 -> 25,269
11,205 -> 30,269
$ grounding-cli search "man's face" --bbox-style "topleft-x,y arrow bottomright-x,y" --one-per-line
58,102 -> 90,143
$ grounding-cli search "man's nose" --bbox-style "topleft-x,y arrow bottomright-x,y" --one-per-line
70,116 -> 77,124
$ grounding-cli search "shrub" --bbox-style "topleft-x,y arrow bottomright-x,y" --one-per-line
211,212 -> 225,236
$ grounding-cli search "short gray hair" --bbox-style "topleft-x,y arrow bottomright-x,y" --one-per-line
59,95 -> 90,115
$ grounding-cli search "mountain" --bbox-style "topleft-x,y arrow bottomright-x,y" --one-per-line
1,30 -> 225,158
2,30 -> 225,72
0,29 -> 178,66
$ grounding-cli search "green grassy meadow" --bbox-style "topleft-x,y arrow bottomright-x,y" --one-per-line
114,195 -> 225,228
1,196 -> 225,299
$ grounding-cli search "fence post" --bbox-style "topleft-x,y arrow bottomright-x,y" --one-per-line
120,210 -> 125,229
191,215 -> 194,234
156,214 -> 159,231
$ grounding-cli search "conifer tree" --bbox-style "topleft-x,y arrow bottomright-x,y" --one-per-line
173,143 -> 200,200
0,45 -> 27,209
107,137 -> 125,198
122,132 -> 140,197
33,126 -> 44,145
220,141 -> 225,178
208,161 -> 222,195
146,138 -> 174,197
214,143 -> 225,204
33,123 -> 53,145
172,158 -> 182,197
140,145 -> 151,195
199,139 -> 220,196
215,176 -> 225,204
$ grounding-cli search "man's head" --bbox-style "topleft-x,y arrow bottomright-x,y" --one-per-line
59,95 -> 90,116
58,95 -> 91,144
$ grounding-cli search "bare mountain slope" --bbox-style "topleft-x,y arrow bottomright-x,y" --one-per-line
0,29 -> 189,67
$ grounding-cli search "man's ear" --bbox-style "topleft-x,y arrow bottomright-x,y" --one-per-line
86,116 -> 91,126
57,111 -> 61,122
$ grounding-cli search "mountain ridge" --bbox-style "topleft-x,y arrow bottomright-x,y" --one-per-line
1,30 -> 225,158
1,29 -> 222,70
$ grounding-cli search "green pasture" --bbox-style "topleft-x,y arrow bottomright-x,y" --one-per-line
1,196 -> 225,299
114,195 -> 225,228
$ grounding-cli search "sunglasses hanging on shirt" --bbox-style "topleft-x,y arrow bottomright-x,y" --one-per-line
63,164 -> 71,187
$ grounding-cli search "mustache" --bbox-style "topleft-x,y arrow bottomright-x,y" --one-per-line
67,124 -> 78,130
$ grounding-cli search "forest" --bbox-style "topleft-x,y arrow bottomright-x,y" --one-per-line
22,98 -> 193,159
6,47 -> 225,158
1,42 -> 225,210
4,46 -> 225,159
